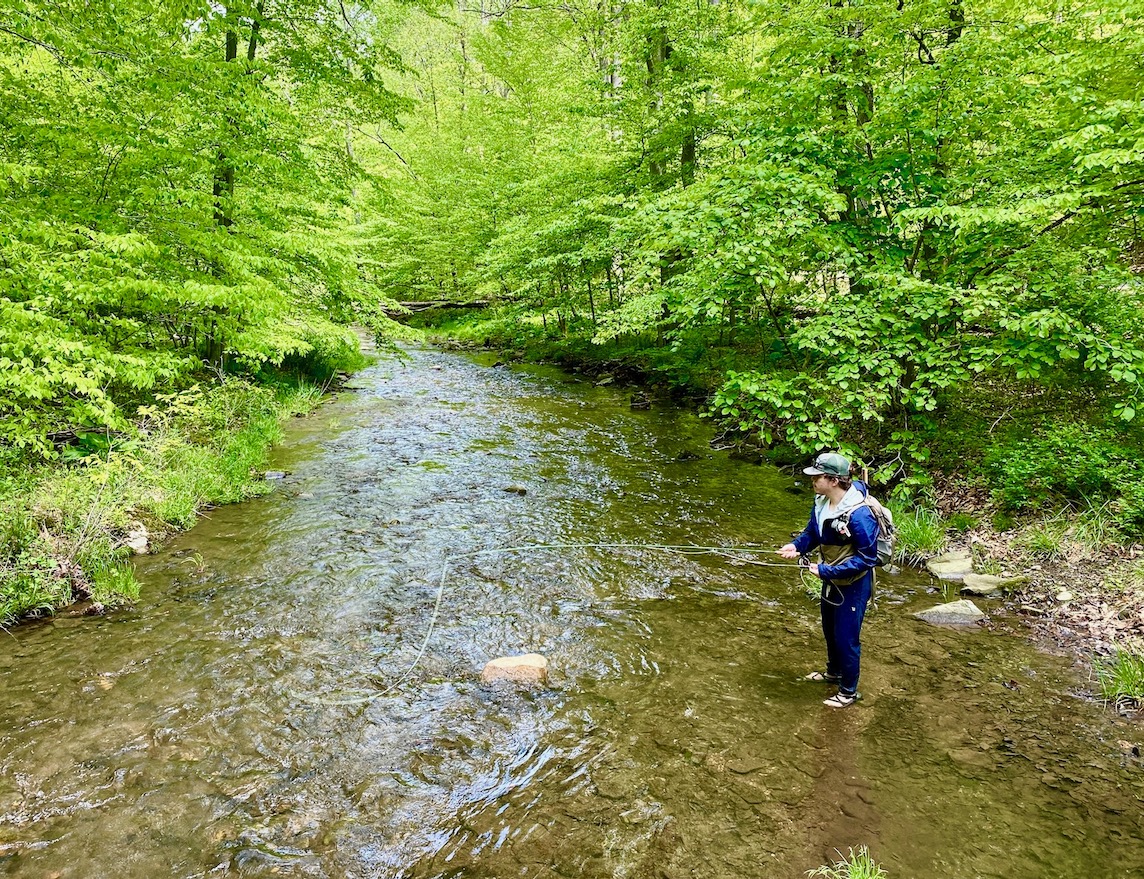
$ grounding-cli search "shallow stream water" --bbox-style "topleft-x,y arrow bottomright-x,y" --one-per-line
2,345 -> 1143,878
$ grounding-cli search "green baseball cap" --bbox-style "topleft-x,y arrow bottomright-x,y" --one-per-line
803,452 -> 851,477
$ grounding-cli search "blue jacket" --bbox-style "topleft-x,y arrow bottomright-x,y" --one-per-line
791,481 -> 880,585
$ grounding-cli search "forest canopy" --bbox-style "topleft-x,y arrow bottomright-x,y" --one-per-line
367,0 -> 1144,502
1,0 -> 407,453
4,0 -> 1144,511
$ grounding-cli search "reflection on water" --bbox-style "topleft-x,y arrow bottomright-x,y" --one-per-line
1,345 -> 1142,879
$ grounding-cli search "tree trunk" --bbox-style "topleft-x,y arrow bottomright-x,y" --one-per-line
212,29 -> 239,230
644,5 -> 670,186
681,121 -> 696,187
829,4 -> 872,298
345,120 -> 360,222
948,0 -> 965,45
246,4 -> 261,62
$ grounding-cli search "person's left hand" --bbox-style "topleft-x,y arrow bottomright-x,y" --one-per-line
808,563 -> 821,577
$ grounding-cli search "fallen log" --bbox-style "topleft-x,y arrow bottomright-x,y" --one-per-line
394,300 -> 490,313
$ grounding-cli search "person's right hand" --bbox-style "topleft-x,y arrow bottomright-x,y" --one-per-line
778,543 -> 799,559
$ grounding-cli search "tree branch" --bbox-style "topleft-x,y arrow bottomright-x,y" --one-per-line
911,31 -> 936,65
0,24 -> 63,60
356,127 -> 419,180
972,210 -> 1077,282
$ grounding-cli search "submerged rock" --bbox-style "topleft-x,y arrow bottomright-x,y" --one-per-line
913,599 -> 986,626
480,653 -> 548,685
503,484 -> 528,495
926,550 -> 974,581
264,470 -> 287,480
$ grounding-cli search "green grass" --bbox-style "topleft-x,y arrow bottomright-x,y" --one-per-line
0,376 -> 329,626
1071,497 -> 1123,552
975,554 -> 1003,576
1018,516 -> 1068,561
891,507 -> 947,561
807,847 -> 888,879
1101,560 -> 1144,595
0,552 -> 72,622
91,562 -> 141,606
1094,650 -> 1144,706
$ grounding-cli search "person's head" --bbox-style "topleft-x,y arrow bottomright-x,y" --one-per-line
803,452 -> 852,495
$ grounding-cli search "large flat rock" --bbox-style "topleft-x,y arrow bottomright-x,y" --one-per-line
926,550 -> 974,581
913,599 -> 986,626
480,653 -> 548,685
960,573 -> 1028,596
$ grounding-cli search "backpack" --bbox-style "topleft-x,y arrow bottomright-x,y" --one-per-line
834,488 -> 896,568
860,493 -> 897,568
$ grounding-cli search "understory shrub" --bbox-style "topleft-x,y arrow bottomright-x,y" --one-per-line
270,320 -> 373,384
984,425 -> 1136,512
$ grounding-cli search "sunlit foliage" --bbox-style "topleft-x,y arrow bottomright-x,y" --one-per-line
1,0 -> 405,452
366,0 -> 1144,496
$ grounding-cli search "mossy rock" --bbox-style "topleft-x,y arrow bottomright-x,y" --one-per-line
960,573 -> 1029,596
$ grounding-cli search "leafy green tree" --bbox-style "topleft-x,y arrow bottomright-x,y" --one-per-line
1,0 -> 407,453
361,0 -> 1144,492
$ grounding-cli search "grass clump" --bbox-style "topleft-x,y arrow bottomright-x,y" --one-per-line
807,847 -> 888,879
1017,516 -> 1069,561
1094,650 -> 1144,706
1071,498 -> 1124,552
891,507 -> 947,561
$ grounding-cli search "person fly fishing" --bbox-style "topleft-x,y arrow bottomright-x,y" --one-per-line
778,452 -> 878,708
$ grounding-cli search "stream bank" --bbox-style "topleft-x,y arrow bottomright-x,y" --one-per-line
0,373 -> 356,627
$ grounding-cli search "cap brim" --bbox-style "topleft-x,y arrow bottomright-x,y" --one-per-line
803,467 -> 826,475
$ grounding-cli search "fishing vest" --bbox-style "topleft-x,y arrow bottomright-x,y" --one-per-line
818,539 -> 865,586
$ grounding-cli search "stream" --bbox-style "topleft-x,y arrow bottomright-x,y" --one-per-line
1,345 -> 1142,878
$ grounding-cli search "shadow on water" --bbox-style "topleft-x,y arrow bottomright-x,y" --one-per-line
1,344 -> 1142,878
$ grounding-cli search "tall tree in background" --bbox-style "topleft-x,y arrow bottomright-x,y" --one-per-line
0,0 -> 407,452
363,0 -> 1144,484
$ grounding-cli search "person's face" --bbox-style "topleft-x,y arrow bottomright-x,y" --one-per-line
811,474 -> 834,496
